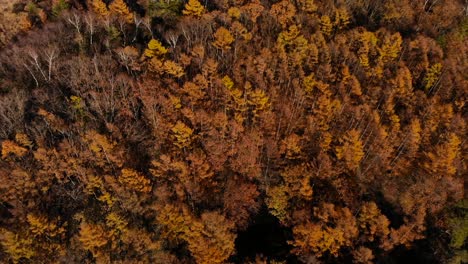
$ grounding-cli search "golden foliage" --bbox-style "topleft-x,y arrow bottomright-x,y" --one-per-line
320,132 -> 333,152
334,8 -> 350,30
90,0 -> 109,17
182,0 -> 205,18
119,168 -> 152,193
231,21 -> 252,41
425,133 -> 461,176
320,15 -> 333,37
266,186 -> 289,223
291,223 -> 346,257
280,134 -> 302,160
423,63 -> 442,91
79,222 -> 109,258
227,7 -> 241,19
358,202 -> 390,242
163,60 -> 185,77
27,214 -> 65,238
281,165 -> 313,200
157,205 -> 236,263
357,31 -> 378,67
270,1 -> 296,28
156,204 -> 193,241
0,230 -> 35,263
335,129 -> 365,171
171,121 -> 194,149
105,212 -> 128,238
15,133 -> 33,148
144,39 -> 168,58
378,32 -> 402,63
109,0 -> 134,23
247,87 -> 270,116
212,27 -> 235,50
297,0 -> 317,13
84,130 -> 123,168
186,212 -> 236,264
1,140 -> 28,159
278,25 -> 301,46
292,204 -> 358,256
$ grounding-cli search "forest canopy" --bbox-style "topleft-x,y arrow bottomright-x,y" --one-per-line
0,0 -> 467,263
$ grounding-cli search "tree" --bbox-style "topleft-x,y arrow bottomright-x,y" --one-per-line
291,204 -> 359,257
109,0 -> 134,23
335,129 -> 365,171
320,15 -> 333,37
223,180 -> 260,230
378,31 -> 402,64
269,1 -> 296,28
1,140 -> 28,159
353,247 -> 374,264
182,0 -> 205,18
423,63 -> 442,91
171,121 -> 194,149
78,222 -> 109,260
358,202 -> 390,243
212,27 -> 235,51
144,39 -> 168,58
266,186 -> 289,224
90,0 -> 109,17
0,229 -> 35,263
185,212 -> 236,264
119,168 -> 152,193
425,133 -> 461,177
163,60 -> 185,77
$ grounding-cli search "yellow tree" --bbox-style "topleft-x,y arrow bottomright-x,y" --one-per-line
266,186 -> 289,224
320,15 -> 333,37
79,222 -> 109,260
297,0 -> 317,13
144,39 -> 168,58
109,0 -> 134,23
291,223 -> 346,257
182,0 -> 205,18
171,121 -> 194,149
90,0 -> 109,17
334,8 -> 350,30
0,229 -> 35,263
27,214 -> 65,238
213,27 -> 234,51
358,202 -> 390,243
119,168 -> 152,193
269,0 -> 296,28
185,212 -> 236,264
163,60 -> 185,78
378,32 -> 402,63
1,140 -> 28,159
423,63 -> 442,91
425,133 -> 461,177
291,204 -> 358,257
335,129 -> 365,171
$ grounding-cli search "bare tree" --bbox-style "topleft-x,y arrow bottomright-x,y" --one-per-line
44,46 -> 59,81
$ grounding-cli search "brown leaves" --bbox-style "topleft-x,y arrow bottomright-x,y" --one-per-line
223,180 -> 260,230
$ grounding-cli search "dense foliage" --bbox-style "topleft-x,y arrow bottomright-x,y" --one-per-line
0,0 -> 466,263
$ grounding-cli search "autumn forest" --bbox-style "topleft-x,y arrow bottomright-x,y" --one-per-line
0,0 -> 466,263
